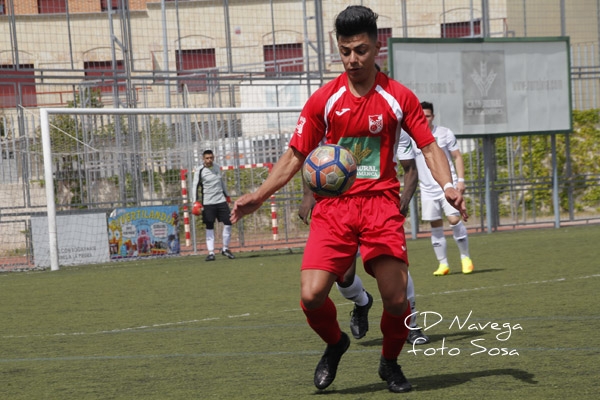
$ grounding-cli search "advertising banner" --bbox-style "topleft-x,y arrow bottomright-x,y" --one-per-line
389,38 -> 571,137
107,206 -> 180,259
31,213 -> 110,267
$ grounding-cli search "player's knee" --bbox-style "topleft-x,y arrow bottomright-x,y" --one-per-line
383,300 -> 409,316
300,290 -> 327,310
450,220 -> 467,239
381,292 -> 408,315
447,216 -> 461,225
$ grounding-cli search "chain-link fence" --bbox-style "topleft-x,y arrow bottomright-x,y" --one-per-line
1,0 -> 599,269
1,1 -> 598,110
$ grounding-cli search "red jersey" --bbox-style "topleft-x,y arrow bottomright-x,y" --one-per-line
290,71 -> 434,198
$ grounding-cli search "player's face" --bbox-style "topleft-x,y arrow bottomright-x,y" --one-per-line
423,109 -> 435,130
203,153 -> 214,167
337,33 -> 380,85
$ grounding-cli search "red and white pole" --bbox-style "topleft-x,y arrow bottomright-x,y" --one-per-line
270,195 -> 278,241
181,169 -> 191,247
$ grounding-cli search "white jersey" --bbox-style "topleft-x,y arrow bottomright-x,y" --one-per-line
397,125 -> 459,200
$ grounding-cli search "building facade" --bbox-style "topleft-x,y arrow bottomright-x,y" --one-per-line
1,0 -> 596,112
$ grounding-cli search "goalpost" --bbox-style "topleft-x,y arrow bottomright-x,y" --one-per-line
39,106 -> 302,271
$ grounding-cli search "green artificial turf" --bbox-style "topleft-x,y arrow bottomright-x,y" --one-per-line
0,225 -> 598,399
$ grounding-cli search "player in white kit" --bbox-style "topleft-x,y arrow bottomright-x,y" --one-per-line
397,102 -> 474,275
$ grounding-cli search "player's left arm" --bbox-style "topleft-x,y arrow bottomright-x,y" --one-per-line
450,148 -> 466,194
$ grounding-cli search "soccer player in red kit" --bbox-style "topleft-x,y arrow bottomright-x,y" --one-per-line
231,5 -> 467,393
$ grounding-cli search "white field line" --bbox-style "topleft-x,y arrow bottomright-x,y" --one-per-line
2,274 -> 599,341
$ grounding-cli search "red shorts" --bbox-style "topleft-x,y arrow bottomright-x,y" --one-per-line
302,193 -> 408,281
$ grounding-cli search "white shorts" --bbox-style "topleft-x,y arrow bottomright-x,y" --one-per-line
421,196 -> 460,221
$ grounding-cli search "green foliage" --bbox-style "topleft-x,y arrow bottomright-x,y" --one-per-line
96,115 -> 128,140
162,169 -> 181,186
223,167 -> 271,197
49,113 -> 80,152
67,88 -> 104,109
159,169 -> 183,201
140,170 -> 152,186
569,109 -> 600,208
31,179 -> 45,188
462,110 -> 600,217
144,117 -> 174,152
49,89 -> 105,153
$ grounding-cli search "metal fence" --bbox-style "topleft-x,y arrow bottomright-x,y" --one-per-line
1,1 -> 598,110
1,0 -> 600,269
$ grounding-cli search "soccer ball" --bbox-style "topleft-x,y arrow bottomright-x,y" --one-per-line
302,144 -> 358,197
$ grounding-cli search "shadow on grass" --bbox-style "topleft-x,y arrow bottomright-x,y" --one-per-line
313,368 -> 537,395
447,268 -> 505,275
409,368 -> 538,391
232,248 -> 304,259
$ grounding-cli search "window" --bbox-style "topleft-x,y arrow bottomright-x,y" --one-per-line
441,20 -> 481,38
376,28 -> 392,71
0,0 -> 5,15
101,0 -> 124,11
176,49 -> 216,93
84,60 -> 125,93
263,43 -> 303,76
38,0 -> 67,14
0,65 -> 37,109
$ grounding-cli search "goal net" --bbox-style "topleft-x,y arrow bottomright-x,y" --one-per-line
5,106 -> 310,271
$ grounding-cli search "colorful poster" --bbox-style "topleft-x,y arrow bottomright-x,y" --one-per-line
107,206 -> 180,259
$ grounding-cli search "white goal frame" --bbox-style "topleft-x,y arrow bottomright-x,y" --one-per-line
39,106 -> 302,271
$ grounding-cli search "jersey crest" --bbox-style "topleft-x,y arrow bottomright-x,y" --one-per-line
368,114 -> 383,134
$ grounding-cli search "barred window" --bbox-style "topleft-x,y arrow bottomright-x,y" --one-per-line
38,0 -> 67,14
84,60 -> 125,93
263,43 -> 304,76
176,49 -> 217,93
442,20 -> 481,38
101,0 -> 124,12
0,64 -> 37,109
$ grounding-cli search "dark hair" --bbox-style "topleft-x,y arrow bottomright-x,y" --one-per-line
334,5 -> 378,41
203,150 -> 214,156
420,101 -> 434,114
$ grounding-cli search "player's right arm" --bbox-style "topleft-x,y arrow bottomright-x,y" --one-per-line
190,166 -> 200,204
231,147 -> 305,223
190,166 -> 203,215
